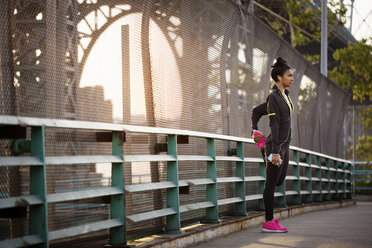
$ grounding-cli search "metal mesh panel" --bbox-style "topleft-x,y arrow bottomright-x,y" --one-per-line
0,0 -> 350,245
344,106 -> 372,161
0,165 -> 30,240
0,127 -> 31,240
297,66 -> 322,151
0,0 -> 351,151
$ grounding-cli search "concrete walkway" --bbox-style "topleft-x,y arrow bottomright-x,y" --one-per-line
194,201 -> 372,248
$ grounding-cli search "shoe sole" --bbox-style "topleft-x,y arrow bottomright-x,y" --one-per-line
262,228 -> 288,233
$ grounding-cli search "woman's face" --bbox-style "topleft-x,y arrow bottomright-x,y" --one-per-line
278,69 -> 294,88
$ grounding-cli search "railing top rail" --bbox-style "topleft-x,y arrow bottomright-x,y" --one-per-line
289,145 -> 352,164
0,115 -> 124,131
0,115 -> 352,164
353,161 -> 370,165
0,115 -> 254,142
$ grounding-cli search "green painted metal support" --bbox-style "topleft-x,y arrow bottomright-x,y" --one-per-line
314,156 -> 322,202
347,163 -> 352,198
258,149 -> 266,210
11,140 -> 31,155
205,138 -> 219,223
276,181 -> 286,208
352,164 -> 355,196
29,126 -> 49,248
293,150 -> 301,205
341,162 -> 346,199
277,156 -> 286,208
324,158 -> 331,201
110,131 -> 126,245
0,116 -> 356,246
305,154 -> 312,203
333,160 -> 339,199
234,142 -> 246,215
166,134 -> 181,233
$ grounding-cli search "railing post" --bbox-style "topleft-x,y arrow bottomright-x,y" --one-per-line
166,134 -> 181,233
305,153 -> 312,203
30,126 -> 49,248
347,162 -> 352,199
276,147 -> 286,208
110,131 -> 126,245
206,138 -> 219,223
333,160 -> 339,199
341,162 -> 347,199
293,150 -> 301,205
324,158 -> 331,201
314,156 -> 322,202
258,149 -> 266,210
234,141 -> 246,215
352,163 -> 356,197
277,177 -> 286,208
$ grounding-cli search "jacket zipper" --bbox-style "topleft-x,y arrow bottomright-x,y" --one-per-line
277,90 -> 292,143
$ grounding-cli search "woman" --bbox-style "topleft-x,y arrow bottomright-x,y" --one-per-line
251,57 -> 294,233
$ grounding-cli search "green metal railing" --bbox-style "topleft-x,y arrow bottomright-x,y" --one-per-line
0,115 -> 353,247
352,161 -> 372,194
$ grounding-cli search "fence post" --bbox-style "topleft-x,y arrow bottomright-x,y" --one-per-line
305,153 -> 312,203
324,158 -> 331,201
341,162 -> 347,199
166,134 -> 181,233
30,126 -> 49,248
277,177 -> 286,208
258,150 -> 266,210
352,163 -> 356,197
314,156 -> 322,202
276,147 -> 286,207
206,138 -> 219,223
234,141 -> 246,215
347,162 -> 352,199
110,131 -> 126,245
333,160 -> 339,199
293,150 -> 301,205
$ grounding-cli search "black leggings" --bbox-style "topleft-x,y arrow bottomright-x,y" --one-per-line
263,141 -> 290,222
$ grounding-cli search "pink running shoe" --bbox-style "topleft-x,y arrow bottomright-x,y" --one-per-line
262,219 -> 288,233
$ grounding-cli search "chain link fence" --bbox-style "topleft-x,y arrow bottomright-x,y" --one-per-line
0,0 -> 350,246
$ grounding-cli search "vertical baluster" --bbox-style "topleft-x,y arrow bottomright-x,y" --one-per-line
341,162 -> 346,199
352,162 -> 356,197
30,126 -> 49,248
314,156 -> 322,202
293,150 -> 301,205
166,134 -> 181,233
276,176 -> 286,208
333,160 -> 339,199
258,149 -> 266,210
234,141 -> 246,215
110,131 -> 126,245
324,158 -> 331,201
347,162 -> 352,199
206,138 -> 219,223
305,153 -> 312,203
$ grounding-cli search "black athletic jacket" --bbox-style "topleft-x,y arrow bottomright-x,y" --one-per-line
251,85 -> 294,154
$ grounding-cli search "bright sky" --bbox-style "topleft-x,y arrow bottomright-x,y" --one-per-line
344,0 -> 372,41
79,12 -> 183,123
77,1 -> 371,123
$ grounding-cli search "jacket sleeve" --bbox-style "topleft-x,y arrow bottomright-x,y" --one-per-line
267,94 -> 281,154
251,102 -> 268,131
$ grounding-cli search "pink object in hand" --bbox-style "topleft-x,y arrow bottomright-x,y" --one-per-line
253,130 -> 266,149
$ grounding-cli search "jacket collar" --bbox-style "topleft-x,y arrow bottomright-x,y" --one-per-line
272,84 -> 289,95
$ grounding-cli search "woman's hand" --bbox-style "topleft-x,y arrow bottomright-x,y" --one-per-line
271,154 -> 281,167
253,135 -> 262,143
